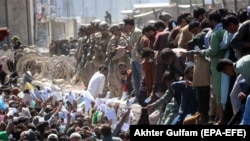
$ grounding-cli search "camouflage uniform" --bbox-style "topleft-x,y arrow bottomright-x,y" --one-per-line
106,24 -> 131,98
75,24 -> 87,67
74,24 -> 93,85
92,21 -> 112,67
85,19 -> 102,67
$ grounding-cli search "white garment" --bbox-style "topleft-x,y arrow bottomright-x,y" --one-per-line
230,74 -> 244,114
87,71 -> 105,98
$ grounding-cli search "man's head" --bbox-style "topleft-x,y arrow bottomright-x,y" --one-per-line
154,20 -> 166,32
162,70 -> 176,88
188,20 -> 201,35
184,65 -> 194,81
118,62 -> 127,75
222,14 -> 239,34
208,10 -> 222,29
91,19 -> 102,32
101,124 -> 112,137
216,59 -> 235,76
142,24 -> 156,39
69,132 -> 82,141
109,24 -> 122,36
200,18 -> 210,29
176,12 -> 191,27
98,21 -> 109,34
237,8 -> 249,23
160,48 -> 175,65
123,17 -> 135,32
47,133 -> 58,141
99,64 -> 108,76
193,7 -> 206,22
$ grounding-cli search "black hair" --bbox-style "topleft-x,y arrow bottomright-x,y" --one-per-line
59,134 -> 69,141
101,124 -> 112,136
141,47 -> 154,58
99,64 -> 108,72
218,8 -> 229,18
160,48 -> 175,61
184,65 -> 194,74
222,14 -> 239,29
216,59 -> 234,72
43,130 -> 52,139
193,7 -> 206,19
200,18 -> 210,29
143,23 -> 156,33
185,14 -> 194,24
208,10 -> 222,23
154,20 -> 166,30
237,8 -> 249,23
123,18 -> 135,26
188,20 -> 200,31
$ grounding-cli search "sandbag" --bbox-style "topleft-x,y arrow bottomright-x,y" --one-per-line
192,54 -> 210,87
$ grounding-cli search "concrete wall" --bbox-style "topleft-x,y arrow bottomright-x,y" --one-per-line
65,19 -> 77,39
49,20 -> 66,41
0,0 -> 9,46
0,0 -> 35,47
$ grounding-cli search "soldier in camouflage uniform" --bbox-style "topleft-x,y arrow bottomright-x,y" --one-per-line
106,24 -> 131,98
74,24 -> 86,70
73,24 -> 93,85
92,21 -> 112,69
85,19 -> 102,68
91,21 -> 112,95
81,20 -> 103,87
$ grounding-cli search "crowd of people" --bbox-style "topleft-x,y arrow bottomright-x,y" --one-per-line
1,4 -> 250,141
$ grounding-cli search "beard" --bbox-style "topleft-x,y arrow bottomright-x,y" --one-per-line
120,71 -> 127,75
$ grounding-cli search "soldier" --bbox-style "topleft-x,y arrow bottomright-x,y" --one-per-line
92,21 -> 112,95
106,24 -> 131,98
92,21 -> 112,68
91,19 -> 102,33
11,36 -> 22,50
81,24 -> 93,68
84,19 -> 101,68
105,11 -> 112,25
73,24 -> 93,85
75,24 -> 87,69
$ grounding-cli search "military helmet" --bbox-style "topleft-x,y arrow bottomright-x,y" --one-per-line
118,21 -> 125,28
79,24 -> 87,31
159,12 -> 172,21
91,19 -> 102,27
85,23 -> 93,30
99,21 -> 109,31
11,35 -> 20,41
108,24 -> 121,32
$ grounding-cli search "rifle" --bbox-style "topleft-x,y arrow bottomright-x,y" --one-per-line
104,44 -> 116,66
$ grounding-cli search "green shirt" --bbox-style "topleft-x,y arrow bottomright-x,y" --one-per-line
234,55 -> 250,85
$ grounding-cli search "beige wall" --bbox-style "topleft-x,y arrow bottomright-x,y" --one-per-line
65,19 -> 77,40
49,20 -> 66,41
0,0 -> 34,47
